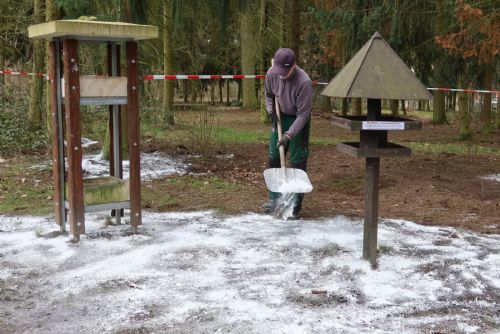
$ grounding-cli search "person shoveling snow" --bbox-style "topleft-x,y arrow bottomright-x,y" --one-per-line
262,48 -> 313,219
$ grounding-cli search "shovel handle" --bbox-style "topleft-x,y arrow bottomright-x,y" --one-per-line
275,98 -> 287,169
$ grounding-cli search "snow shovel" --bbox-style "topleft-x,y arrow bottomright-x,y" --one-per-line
263,98 -> 313,194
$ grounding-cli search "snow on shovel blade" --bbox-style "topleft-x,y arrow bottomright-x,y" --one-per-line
263,168 -> 313,193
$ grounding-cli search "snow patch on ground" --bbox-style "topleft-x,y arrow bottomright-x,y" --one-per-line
31,150 -> 187,179
480,174 -> 500,182
81,151 -> 187,179
81,137 -> 99,148
0,212 -> 498,333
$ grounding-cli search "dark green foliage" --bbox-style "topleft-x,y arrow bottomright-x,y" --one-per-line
55,0 -> 95,18
0,87 -> 48,156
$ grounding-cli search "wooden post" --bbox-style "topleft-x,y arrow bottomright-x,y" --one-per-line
363,157 -> 380,267
63,39 -> 85,239
107,43 -> 123,222
48,40 -> 65,230
107,44 -> 115,179
362,98 -> 383,268
126,41 -> 141,230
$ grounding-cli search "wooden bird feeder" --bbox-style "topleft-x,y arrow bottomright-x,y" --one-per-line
28,20 -> 158,240
321,32 -> 433,267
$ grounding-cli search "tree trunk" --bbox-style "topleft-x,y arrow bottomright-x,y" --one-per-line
280,0 -> 288,47
400,100 -> 406,115
163,1 -> 175,125
210,83 -> 215,105
183,80 -> 188,102
458,90 -> 472,140
341,98 -> 348,116
28,0 -> 45,129
219,80 -> 223,103
289,0 -> 299,62
316,85 -> 331,112
240,2 -> 258,109
431,0 -> 448,124
45,0 -> 57,136
191,86 -> 197,103
226,80 -> 230,106
237,80 -> 242,102
390,100 -> 398,116
352,98 -> 362,116
0,39 -> 3,88
259,0 -> 269,123
481,68 -> 492,134
432,90 -> 446,124
496,93 -> 500,130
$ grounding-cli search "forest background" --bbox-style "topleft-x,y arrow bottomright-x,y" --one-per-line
0,0 -> 498,156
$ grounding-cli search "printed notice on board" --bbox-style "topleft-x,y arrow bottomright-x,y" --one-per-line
362,121 -> 405,130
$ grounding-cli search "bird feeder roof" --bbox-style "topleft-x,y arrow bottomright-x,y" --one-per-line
28,20 -> 158,42
321,32 -> 433,100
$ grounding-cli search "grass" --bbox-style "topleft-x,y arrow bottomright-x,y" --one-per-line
0,159 -> 53,215
327,175 -> 365,192
215,127 -> 268,144
406,141 -> 500,155
142,175 -> 243,212
165,175 -> 241,193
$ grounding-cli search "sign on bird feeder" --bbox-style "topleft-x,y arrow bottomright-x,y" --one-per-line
28,20 -> 158,241
321,32 -> 433,267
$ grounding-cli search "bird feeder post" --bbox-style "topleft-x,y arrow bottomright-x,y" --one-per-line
321,32 -> 433,268
361,99 -> 383,267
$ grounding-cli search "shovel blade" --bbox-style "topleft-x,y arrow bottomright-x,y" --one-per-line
263,168 -> 313,193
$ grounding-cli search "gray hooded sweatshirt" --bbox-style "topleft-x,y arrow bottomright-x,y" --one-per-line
265,65 -> 313,139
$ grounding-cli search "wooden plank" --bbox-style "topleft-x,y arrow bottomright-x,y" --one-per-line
336,142 -> 361,157
29,20 -> 158,41
336,142 -> 411,158
126,41 -> 141,228
48,41 -> 64,227
363,157 -> 380,268
79,76 -> 127,97
63,39 -> 85,238
331,115 -> 353,130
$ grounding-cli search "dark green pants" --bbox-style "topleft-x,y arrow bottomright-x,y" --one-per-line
268,114 -> 310,200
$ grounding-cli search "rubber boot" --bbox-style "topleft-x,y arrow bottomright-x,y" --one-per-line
261,191 -> 281,214
292,194 -> 304,219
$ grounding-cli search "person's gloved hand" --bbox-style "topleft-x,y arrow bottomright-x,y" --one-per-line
277,133 -> 290,148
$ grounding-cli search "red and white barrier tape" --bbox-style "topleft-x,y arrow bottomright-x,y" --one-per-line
427,87 -> 500,94
143,74 -> 266,81
0,69 -> 47,79
1,69 -> 498,94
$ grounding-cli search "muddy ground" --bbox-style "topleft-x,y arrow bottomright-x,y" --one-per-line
142,108 -> 500,234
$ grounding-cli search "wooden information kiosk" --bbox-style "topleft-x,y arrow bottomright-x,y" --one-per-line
28,20 -> 158,240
